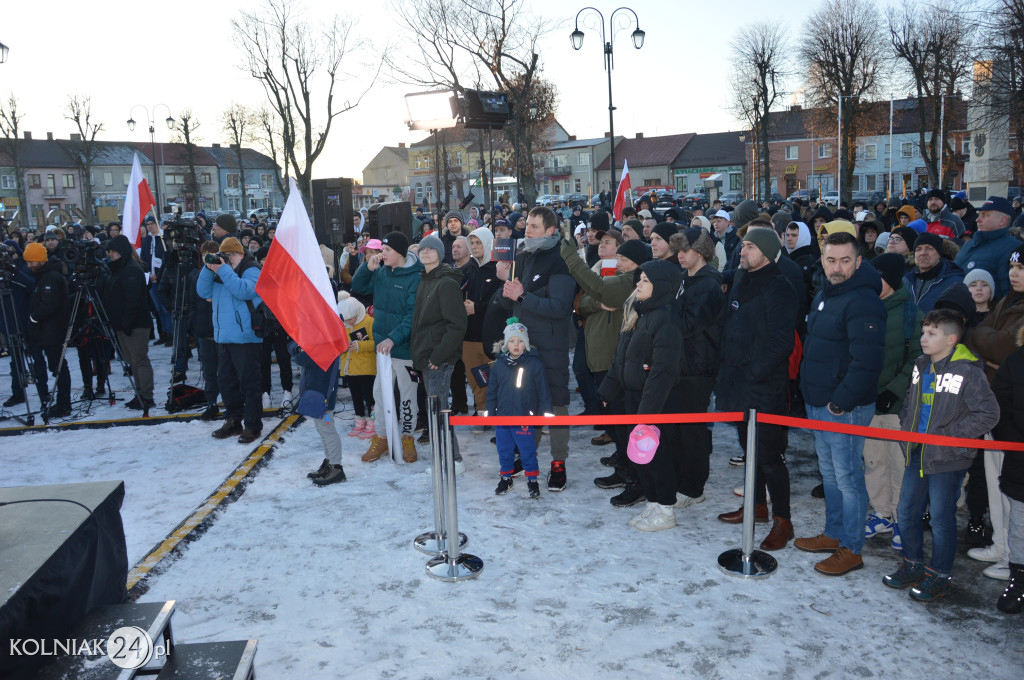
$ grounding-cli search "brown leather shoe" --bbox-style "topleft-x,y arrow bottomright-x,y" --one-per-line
760,517 -> 795,551
814,546 -> 864,576
361,436 -> 389,463
717,503 -> 769,524
794,533 -> 841,553
591,432 -> 613,446
401,435 -> 417,463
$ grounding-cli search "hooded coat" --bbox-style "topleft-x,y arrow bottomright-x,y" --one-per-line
27,259 -> 70,347
410,263 -> 468,369
102,235 -> 151,335
875,283 -> 924,415
463,227 -> 501,343
801,260 -> 887,410
0,240 -> 34,339
675,264 -> 725,378
924,204 -> 966,239
966,290 -> 1024,381
992,326 -> 1024,502
351,251 -> 424,361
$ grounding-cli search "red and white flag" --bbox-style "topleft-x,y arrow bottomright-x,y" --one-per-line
255,177 -> 348,371
612,159 -> 632,221
122,152 -> 156,249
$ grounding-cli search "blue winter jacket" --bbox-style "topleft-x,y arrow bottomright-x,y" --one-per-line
351,252 -> 423,361
485,349 -> 553,417
954,227 -> 1021,298
903,258 -> 964,314
801,261 -> 887,410
196,258 -> 262,344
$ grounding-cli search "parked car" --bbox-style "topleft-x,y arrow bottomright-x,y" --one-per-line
717,191 -> 744,206
787,189 -> 819,202
563,193 -> 589,206
534,194 -> 557,206
821,191 -> 840,207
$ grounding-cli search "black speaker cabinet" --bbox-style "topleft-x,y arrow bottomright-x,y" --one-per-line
366,201 -> 412,240
311,177 -> 354,245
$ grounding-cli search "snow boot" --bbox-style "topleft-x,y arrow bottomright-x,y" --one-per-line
997,563 -> 1024,614
307,458 -> 331,479
361,436 -> 388,462
348,418 -> 367,438
313,464 -> 347,486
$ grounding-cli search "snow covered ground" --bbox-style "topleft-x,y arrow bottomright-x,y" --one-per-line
2,345 -> 1022,679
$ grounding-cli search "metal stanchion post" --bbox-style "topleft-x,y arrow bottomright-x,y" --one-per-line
415,397 -> 466,555
427,409 -> 483,582
718,409 -> 778,579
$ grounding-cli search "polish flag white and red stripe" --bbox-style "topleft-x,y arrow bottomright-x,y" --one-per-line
123,152 -> 156,249
612,159 -> 632,222
256,177 -> 348,371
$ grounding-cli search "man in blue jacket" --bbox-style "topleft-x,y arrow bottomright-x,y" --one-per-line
954,196 -> 1021,298
196,237 -> 264,444
796,230 -> 887,577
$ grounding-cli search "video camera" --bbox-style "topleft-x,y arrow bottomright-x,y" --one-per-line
163,218 -> 204,247
0,243 -> 19,284
58,239 -> 106,270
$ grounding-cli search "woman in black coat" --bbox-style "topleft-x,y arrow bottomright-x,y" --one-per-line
599,259 -> 683,532
992,325 -> 1024,613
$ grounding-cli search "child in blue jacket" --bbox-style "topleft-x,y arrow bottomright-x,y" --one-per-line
485,318 -> 552,498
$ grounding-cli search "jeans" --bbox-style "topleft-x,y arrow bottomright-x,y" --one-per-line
572,327 -> 600,416
807,403 -> 874,553
897,448 -> 967,575
149,284 -> 172,336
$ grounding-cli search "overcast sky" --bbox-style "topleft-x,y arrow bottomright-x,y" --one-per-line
4,0 -> 908,180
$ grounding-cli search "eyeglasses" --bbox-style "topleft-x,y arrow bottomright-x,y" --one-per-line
889,235 -> 904,244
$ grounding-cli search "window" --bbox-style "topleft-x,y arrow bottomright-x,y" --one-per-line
104,173 -> 114,186
785,145 -> 799,160
578,152 -> 590,166
28,174 -> 41,188
884,158 -> 891,168
730,174 -> 742,190
644,179 -> 661,186
65,203 -> 77,213
455,151 -> 463,166
425,182 -> 433,200
122,173 -> 130,185
62,174 -> 75,189
31,203 -> 43,216
0,175 -> 15,189
553,183 -> 561,194
817,143 -> 831,158
676,175 -> 688,192
415,183 -> 423,199
574,179 -> 581,193
46,175 -> 56,194
866,175 -> 876,191
227,174 -> 240,189
864,144 -> 877,160
962,139 -> 970,155
201,173 -> 211,185
261,174 -> 274,188
554,154 -> 568,168
901,142 -> 914,158
885,143 -> 891,155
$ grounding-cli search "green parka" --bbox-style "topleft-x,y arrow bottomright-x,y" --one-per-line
410,263 -> 468,369
876,283 -> 924,415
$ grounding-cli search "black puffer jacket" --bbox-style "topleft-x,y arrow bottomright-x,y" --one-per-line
992,327 -> 1024,502
715,261 -> 797,413
101,235 -> 151,334
801,261 -> 887,410
599,259 -> 682,415
463,260 -> 500,342
27,259 -> 69,347
675,264 -> 724,378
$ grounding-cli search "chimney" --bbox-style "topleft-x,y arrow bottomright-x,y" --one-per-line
47,132 -> 54,141
23,131 -> 31,140
604,131 -> 611,138
569,135 -> 577,141
230,143 -> 240,149
70,133 -> 82,142
213,143 -> 221,148
398,142 -> 406,148
636,132 -> 644,139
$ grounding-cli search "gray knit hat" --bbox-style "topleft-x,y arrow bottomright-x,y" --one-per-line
742,227 -> 782,263
963,268 -> 996,299
418,235 -> 445,259
502,316 -> 530,351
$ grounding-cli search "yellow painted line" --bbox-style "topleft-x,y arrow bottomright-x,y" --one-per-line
126,414 -> 301,591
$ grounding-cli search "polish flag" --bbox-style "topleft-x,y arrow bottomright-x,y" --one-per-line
255,177 -> 348,371
123,153 -> 156,249
612,159 -> 632,221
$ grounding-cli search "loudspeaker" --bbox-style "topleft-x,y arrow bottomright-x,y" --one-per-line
366,202 -> 412,240
461,90 -> 513,130
310,177 -> 354,245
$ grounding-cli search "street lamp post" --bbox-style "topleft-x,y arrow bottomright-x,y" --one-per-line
0,42 -> 9,64
127,104 -> 175,215
570,6 -> 644,193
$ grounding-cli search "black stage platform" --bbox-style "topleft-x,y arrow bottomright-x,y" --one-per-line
0,481 -> 129,680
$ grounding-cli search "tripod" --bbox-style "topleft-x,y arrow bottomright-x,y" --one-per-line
167,246 -> 198,391
0,281 -> 43,426
46,275 -> 140,421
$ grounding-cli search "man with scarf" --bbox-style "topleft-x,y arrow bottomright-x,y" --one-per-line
496,206 -> 576,491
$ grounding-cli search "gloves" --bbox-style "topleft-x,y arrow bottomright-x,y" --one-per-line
875,390 -> 898,413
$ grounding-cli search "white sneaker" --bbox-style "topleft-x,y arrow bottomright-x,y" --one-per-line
634,503 -> 676,532
864,512 -> 895,538
732,486 -> 769,501
967,545 -> 1007,563
628,502 -> 658,527
983,559 -> 1011,581
280,390 -> 293,408
674,493 -> 705,509
262,392 -> 271,409
424,459 -> 466,477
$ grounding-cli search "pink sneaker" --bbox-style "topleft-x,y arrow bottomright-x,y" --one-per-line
358,421 -> 377,439
348,418 -> 367,437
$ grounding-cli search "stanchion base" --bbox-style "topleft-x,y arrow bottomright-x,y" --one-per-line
413,531 -> 468,556
717,548 -> 778,579
426,553 -> 484,582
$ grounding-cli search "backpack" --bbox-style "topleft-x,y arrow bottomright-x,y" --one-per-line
165,384 -> 206,413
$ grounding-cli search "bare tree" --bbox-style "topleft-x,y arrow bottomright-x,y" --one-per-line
0,95 -> 30,229
222,104 -> 256,214
800,0 -> 889,205
888,0 -> 976,188
61,95 -> 105,223
255,107 -> 289,201
389,0 -> 557,205
232,0 -> 382,210
730,21 -> 789,202
172,109 -> 202,213
976,0 -> 1024,185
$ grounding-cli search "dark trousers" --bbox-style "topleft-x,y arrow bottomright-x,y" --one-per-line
450,358 -> 468,413
626,386 -> 680,506
260,332 -> 293,394
966,451 -> 988,521
604,385 -> 637,483
736,418 -> 791,520
347,374 -> 375,417
218,342 -> 263,432
675,377 -> 715,498
76,336 -> 108,391
196,336 -> 219,404
31,344 -> 70,409
573,326 -> 600,416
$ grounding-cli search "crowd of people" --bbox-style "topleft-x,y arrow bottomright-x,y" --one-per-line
2,186 -> 1023,616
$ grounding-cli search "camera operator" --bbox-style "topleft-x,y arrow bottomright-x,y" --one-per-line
141,216 -> 173,346
102,235 -> 156,410
157,228 -> 199,384
196,237 -> 263,444
66,242 -> 111,401
23,242 -> 72,419
0,240 -> 35,408
191,240 -> 221,420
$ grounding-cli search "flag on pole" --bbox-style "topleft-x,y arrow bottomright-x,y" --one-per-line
123,152 -> 156,249
612,159 -> 632,221
255,177 -> 348,371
